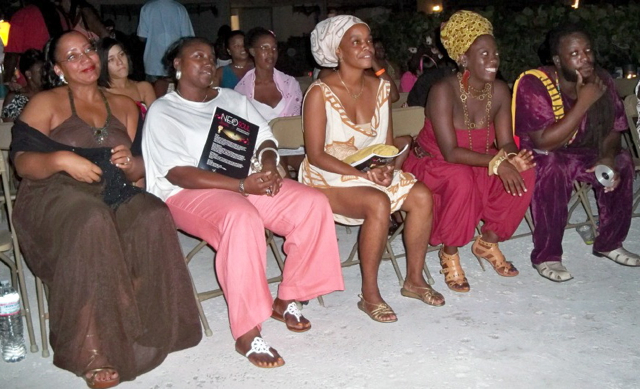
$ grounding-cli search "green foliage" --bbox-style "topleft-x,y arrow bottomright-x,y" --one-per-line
368,3 -> 640,82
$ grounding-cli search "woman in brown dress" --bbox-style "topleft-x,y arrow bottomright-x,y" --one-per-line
11,31 -> 201,388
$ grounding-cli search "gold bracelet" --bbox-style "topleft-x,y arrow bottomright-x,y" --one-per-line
492,156 -> 507,175
488,149 -> 507,176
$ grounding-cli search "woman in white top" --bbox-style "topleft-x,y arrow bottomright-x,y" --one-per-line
142,37 -> 344,369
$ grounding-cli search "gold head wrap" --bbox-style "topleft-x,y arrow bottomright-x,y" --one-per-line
311,15 -> 369,67
440,10 -> 493,63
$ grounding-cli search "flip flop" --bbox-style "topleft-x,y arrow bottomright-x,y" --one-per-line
271,301 -> 311,333
236,336 -> 285,368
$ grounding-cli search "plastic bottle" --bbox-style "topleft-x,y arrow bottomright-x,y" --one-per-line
0,280 -> 26,362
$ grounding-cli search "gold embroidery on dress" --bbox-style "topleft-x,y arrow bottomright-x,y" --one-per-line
319,82 -> 377,137
326,137 -> 358,160
300,159 -> 331,188
372,81 -> 390,130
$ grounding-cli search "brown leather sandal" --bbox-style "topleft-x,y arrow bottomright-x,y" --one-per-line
439,249 -> 470,293
471,236 -> 519,277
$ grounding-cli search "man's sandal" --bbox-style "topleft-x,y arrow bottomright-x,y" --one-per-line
471,237 -> 519,277
534,261 -> 573,282
439,249 -> 470,292
593,247 -> 640,267
400,282 -> 445,307
357,294 -> 397,323
271,301 -> 311,332
236,337 -> 285,368
82,367 -> 120,389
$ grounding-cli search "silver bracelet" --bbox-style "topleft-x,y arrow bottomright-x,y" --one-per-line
258,147 -> 280,166
238,178 -> 248,197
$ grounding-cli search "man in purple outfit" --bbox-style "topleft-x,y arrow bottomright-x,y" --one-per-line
514,23 -> 639,282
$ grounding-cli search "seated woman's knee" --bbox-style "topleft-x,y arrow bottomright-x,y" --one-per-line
362,189 -> 391,221
408,182 -> 433,209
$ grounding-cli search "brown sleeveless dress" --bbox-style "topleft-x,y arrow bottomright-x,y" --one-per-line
12,89 -> 202,381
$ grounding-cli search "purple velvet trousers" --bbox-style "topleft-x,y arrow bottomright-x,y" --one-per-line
530,148 -> 633,264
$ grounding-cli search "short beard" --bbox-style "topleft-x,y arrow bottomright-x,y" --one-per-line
560,64 -> 579,83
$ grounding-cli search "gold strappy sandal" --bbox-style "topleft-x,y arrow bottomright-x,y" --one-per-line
357,294 -> 397,323
401,282 -> 445,307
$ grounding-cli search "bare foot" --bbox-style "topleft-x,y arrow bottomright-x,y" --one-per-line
271,298 -> 311,332
235,327 -> 285,368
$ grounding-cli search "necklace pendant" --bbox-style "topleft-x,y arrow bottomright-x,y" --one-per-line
94,128 -> 108,145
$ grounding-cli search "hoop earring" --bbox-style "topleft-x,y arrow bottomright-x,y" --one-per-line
59,74 -> 68,85
175,69 -> 182,80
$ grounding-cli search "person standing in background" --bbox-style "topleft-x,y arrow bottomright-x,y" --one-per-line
137,0 -> 194,97
3,0 -> 68,89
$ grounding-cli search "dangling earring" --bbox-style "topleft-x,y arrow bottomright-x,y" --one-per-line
59,74 -> 68,85
175,69 -> 182,80
461,68 -> 470,92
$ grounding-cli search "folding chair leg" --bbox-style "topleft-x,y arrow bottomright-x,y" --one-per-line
16,255 -> 38,353
633,187 -> 640,216
36,278 -> 49,358
576,183 -> 599,237
188,269 -> 213,337
384,241 -> 404,286
423,261 -> 435,285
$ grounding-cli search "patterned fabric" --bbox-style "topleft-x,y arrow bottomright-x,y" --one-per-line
2,94 -> 29,120
299,79 -> 416,225
440,10 -> 493,63
310,15 -> 368,67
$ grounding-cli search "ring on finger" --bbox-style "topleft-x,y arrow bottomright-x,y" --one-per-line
126,156 -> 131,163
266,188 -> 272,195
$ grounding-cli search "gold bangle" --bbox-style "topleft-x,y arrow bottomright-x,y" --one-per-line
488,149 -> 507,176
492,156 -> 507,175
375,68 -> 386,77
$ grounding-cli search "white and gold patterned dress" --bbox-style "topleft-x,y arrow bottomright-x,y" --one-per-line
299,78 -> 417,225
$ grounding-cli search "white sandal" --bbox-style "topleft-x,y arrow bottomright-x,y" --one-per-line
534,261 -> 573,282
244,337 -> 274,358
594,247 -> 640,267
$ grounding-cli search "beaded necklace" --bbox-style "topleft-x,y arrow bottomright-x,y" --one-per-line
457,72 -> 492,154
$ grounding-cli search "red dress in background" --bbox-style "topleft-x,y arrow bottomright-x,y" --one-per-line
402,119 -> 534,247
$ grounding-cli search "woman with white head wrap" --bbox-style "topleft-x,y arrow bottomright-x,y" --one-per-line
402,11 -> 535,293
300,16 -> 444,323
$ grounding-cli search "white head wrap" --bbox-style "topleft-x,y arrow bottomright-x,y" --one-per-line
310,15 -> 369,67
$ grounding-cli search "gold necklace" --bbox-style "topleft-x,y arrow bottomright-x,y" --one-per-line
457,72 -> 492,154
337,71 -> 365,100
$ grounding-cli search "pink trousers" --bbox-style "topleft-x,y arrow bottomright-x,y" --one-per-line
166,179 -> 344,339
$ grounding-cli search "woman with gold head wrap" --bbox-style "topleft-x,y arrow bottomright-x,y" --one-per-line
403,10 -> 536,293
301,15 -> 444,323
